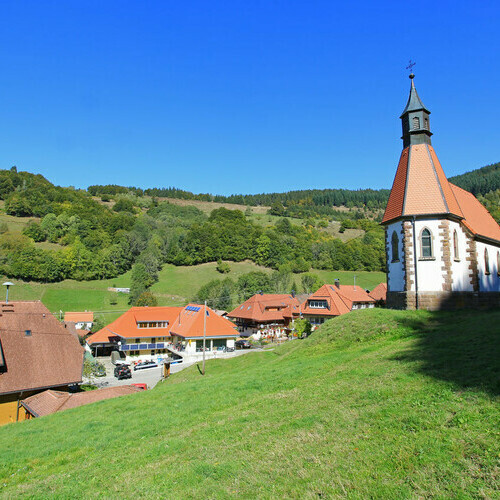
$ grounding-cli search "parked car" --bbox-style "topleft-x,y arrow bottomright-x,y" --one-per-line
235,339 -> 251,349
134,360 -> 158,371
114,365 -> 132,380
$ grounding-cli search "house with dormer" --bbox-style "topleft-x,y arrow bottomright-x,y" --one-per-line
87,304 -> 238,361
300,282 -> 375,326
0,301 -> 84,425
227,293 -> 301,333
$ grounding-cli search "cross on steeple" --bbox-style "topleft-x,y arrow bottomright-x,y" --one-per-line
406,59 -> 416,76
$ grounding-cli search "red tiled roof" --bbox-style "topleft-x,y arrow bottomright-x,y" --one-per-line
450,184 -> 500,243
368,283 -> 387,302
227,294 -> 300,323
88,305 -> 238,344
300,284 -> 374,318
87,306 -> 183,344
169,304 -> 238,339
382,145 -> 463,223
21,385 -> 142,417
0,302 -> 84,395
64,312 -> 94,323
382,143 -> 500,243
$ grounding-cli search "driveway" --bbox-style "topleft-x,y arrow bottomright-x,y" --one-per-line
87,348 -> 264,389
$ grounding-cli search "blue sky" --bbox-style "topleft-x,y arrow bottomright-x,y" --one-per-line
0,1 -> 498,196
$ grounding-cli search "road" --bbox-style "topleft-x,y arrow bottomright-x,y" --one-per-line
87,347 -> 264,389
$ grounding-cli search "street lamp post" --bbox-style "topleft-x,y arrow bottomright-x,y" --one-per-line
2,282 -> 14,304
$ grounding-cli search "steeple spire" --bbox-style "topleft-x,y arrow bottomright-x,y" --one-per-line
400,74 -> 432,148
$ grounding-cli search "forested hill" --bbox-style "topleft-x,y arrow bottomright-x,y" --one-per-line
88,161 -> 500,210
448,162 -> 500,196
0,168 -> 385,297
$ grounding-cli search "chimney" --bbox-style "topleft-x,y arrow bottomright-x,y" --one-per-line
334,279 -> 340,288
291,290 -> 295,298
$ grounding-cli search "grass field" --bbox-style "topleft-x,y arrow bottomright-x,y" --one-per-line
2,263 -> 385,323
0,308 -> 498,497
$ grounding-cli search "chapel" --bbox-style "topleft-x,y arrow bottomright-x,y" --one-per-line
382,73 -> 500,310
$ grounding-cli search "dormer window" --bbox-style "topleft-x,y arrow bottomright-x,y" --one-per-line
309,300 -> 327,309
137,321 -> 168,329
413,117 -> 420,130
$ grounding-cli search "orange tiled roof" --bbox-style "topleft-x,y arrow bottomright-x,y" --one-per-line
169,304 -> 238,339
368,283 -> 387,302
300,284 -> 374,318
382,144 -> 463,223
227,294 -> 301,323
87,306 -> 183,344
450,184 -> 500,243
64,311 -> 94,323
88,305 -> 238,344
21,385 -> 142,417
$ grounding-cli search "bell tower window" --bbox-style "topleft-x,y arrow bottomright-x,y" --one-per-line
424,117 -> 429,130
413,116 -> 420,130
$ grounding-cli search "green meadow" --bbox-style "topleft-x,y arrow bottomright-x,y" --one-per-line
1,263 -> 385,323
0,308 -> 498,498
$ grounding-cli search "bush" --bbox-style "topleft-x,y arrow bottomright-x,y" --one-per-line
113,198 -> 135,213
135,291 -> 158,307
23,221 -> 47,242
216,259 -> 231,274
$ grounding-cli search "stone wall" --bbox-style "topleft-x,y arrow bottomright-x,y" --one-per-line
387,291 -> 500,311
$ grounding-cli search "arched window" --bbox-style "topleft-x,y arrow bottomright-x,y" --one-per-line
391,231 -> 399,262
413,116 -> 420,130
424,117 -> 429,130
421,228 -> 433,258
484,248 -> 490,274
453,230 -> 459,260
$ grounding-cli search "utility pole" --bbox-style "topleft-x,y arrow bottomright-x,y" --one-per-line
353,275 -> 357,288
202,300 -> 207,375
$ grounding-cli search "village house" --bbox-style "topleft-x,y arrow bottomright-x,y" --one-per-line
368,282 -> 387,306
227,293 -> 301,335
21,385 -> 142,419
87,304 -> 238,362
300,282 -> 376,326
383,74 -> 500,310
0,301 -> 84,425
64,311 -> 94,330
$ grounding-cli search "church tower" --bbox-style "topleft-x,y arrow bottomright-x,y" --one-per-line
382,74 -> 500,310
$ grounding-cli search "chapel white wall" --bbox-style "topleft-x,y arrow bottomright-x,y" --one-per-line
386,221 -> 405,292
476,240 -> 500,292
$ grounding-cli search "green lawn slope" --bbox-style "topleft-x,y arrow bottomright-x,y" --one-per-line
1,264 -> 385,324
1,308 -> 498,497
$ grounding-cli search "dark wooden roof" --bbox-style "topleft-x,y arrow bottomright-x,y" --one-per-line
0,301 -> 84,395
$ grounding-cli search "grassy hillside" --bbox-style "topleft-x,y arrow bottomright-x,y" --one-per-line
1,308 -> 498,497
1,264 -> 385,323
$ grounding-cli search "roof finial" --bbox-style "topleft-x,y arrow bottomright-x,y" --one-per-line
406,59 -> 416,79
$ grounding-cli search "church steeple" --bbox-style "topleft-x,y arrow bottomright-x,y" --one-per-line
400,74 -> 432,148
